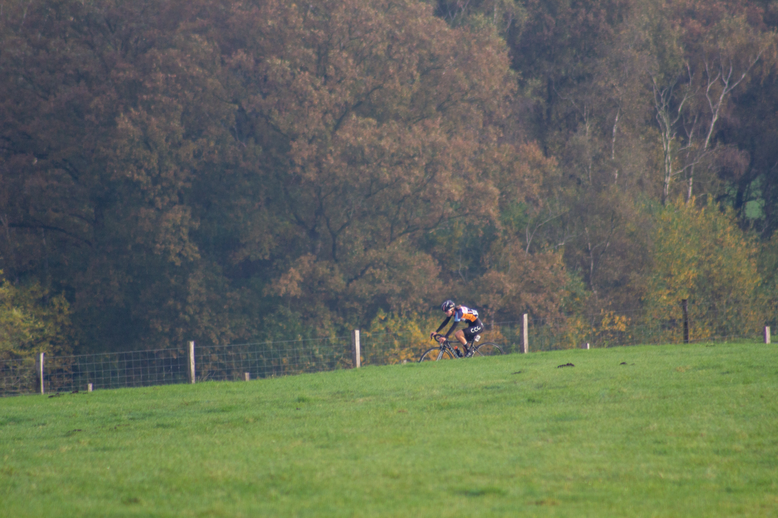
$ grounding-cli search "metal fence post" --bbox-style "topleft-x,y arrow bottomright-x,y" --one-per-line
188,341 -> 196,383
352,330 -> 361,368
522,314 -> 529,354
39,352 -> 45,395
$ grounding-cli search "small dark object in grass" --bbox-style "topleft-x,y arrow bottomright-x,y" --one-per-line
512,371 -> 523,375
620,362 -> 627,365
557,363 -> 574,368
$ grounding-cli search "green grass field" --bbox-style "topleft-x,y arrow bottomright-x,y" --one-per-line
1,342 -> 777,517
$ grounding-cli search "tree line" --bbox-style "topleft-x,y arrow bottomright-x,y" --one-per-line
1,0 -> 776,357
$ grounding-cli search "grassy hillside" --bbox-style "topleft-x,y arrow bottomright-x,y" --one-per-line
1,342 -> 777,517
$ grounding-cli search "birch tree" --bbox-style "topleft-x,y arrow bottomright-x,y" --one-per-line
645,2 -> 774,205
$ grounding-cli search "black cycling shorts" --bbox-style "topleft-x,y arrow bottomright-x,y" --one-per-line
464,320 -> 484,342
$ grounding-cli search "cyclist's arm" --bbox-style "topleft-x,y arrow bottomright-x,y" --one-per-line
435,316 -> 451,334
432,316 -> 451,338
443,320 -> 459,339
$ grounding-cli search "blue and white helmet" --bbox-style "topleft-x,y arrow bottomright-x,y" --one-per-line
440,299 -> 456,312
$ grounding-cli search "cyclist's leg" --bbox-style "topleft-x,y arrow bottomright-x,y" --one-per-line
463,320 -> 485,356
452,329 -> 468,355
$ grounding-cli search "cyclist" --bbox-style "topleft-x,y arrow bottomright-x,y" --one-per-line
430,299 -> 484,357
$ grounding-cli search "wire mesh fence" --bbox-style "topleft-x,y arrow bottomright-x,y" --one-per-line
517,304 -> 769,350
43,348 -> 191,393
1,303 -> 771,397
0,348 -> 193,396
196,337 -> 353,382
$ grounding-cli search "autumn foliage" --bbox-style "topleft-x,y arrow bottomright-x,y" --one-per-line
1,0 -> 776,354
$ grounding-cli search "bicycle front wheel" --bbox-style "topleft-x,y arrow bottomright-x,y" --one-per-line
418,346 -> 455,362
470,342 -> 504,357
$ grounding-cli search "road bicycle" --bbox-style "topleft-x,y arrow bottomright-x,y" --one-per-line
418,334 -> 504,362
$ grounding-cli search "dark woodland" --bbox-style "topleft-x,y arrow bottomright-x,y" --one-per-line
1,0 -> 777,356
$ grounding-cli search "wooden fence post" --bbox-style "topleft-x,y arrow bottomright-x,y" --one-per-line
352,330 -> 361,368
766,326 -> 771,344
188,341 -> 196,384
39,352 -> 45,395
681,299 -> 689,344
522,314 -> 529,354
244,372 -> 250,381
87,383 -> 93,393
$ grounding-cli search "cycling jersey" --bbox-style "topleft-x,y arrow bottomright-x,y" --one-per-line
453,306 -> 479,325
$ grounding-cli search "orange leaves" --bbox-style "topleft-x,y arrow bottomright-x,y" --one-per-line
219,0 -> 522,326
477,242 -> 568,323
271,254 -> 315,299
0,0 -> 589,350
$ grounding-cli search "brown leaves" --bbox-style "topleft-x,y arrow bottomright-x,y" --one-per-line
220,0 -> 523,324
477,243 -> 569,323
0,0 -> 570,349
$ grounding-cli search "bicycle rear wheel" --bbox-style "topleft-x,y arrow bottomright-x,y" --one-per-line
469,342 -> 504,357
418,346 -> 455,362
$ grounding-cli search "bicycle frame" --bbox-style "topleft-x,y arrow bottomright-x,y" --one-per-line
439,340 -> 463,358
428,335 -> 473,358
418,334 -> 503,362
